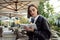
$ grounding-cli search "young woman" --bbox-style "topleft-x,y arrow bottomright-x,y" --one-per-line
25,4 -> 51,40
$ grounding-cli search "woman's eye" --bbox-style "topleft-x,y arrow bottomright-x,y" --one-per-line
32,9 -> 35,11
29,9 -> 35,12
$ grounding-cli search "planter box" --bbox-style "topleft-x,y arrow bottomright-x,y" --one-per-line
0,31 -> 16,40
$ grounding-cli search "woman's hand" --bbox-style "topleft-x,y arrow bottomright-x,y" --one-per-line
24,26 -> 34,32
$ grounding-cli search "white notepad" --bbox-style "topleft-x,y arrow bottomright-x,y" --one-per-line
20,24 -> 37,30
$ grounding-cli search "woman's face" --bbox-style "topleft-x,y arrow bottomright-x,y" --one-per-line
29,6 -> 38,17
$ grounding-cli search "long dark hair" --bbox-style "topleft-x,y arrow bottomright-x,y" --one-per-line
27,4 -> 39,18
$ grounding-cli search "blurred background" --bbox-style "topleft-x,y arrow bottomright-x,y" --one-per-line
0,0 -> 60,40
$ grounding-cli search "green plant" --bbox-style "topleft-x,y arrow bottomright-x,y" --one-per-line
52,26 -> 60,32
20,17 -> 29,24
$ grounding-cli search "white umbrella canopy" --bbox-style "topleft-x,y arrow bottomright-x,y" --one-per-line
0,0 -> 48,17
0,0 -> 40,17
0,0 -> 39,11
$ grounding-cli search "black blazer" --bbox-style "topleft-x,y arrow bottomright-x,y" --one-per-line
27,16 -> 51,40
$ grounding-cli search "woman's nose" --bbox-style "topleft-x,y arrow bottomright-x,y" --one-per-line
31,11 -> 34,13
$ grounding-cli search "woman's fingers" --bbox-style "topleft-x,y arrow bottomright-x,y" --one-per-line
24,26 -> 34,32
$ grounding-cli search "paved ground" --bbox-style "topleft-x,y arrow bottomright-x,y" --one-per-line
58,37 -> 60,40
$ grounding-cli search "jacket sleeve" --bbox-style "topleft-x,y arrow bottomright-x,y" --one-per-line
34,18 -> 51,39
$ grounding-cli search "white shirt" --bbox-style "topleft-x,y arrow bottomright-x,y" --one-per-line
34,15 -> 40,23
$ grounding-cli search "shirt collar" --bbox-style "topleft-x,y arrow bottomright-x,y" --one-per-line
34,15 -> 39,23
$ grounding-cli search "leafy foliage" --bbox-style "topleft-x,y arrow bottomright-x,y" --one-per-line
19,17 -> 29,24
